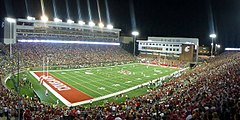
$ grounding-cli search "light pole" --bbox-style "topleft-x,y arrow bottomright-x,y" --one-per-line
5,17 -> 16,58
209,34 -> 216,56
131,31 -> 139,57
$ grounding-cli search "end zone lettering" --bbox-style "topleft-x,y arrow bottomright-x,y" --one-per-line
40,75 -> 71,91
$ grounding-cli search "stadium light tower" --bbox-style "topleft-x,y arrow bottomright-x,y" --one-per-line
5,17 -> 16,57
131,31 -> 139,57
209,33 -> 216,56
107,24 -> 113,29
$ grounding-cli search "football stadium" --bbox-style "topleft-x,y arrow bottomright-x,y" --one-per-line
1,0 -> 240,120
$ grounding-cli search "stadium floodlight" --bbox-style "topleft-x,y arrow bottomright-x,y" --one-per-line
5,17 -> 16,23
107,24 -> 113,29
27,16 -> 35,20
98,22 -> 104,28
209,34 -> 217,38
54,18 -> 62,23
41,15 -> 49,23
78,20 -> 85,25
67,19 -> 74,24
88,21 -> 95,27
131,31 -> 139,36
18,39 -> 120,45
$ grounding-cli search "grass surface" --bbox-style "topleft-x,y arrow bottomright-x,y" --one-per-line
50,63 -> 177,98
7,63 -> 177,106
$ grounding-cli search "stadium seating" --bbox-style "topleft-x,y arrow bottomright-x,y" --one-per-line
16,27 -> 119,42
8,43 -> 134,68
0,43 -> 240,120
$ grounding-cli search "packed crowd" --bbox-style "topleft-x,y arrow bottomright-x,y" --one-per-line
0,43 -> 240,120
9,43 -> 135,68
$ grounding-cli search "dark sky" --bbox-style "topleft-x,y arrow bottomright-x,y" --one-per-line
1,0 -> 240,48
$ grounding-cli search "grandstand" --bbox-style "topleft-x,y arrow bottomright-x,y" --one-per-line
4,18 -> 121,44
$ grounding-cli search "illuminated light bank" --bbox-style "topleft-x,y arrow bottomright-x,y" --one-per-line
98,22 -> 104,28
107,24 -> 113,29
78,20 -> 85,25
225,48 -> 240,51
41,15 -> 49,23
54,18 -> 62,23
18,39 -> 120,45
88,21 -> 95,27
67,19 -> 74,24
27,16 -> 36,20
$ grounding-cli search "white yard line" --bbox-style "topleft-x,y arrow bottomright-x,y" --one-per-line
51,72 -> 106,96
74,71 -> 131,88
66,72 -> 125,91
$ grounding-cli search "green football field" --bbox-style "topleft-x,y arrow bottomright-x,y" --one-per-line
48,63 -> 177,98
7,63 -> 178,106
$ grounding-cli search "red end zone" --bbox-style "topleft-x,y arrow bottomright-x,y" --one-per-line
34,72 -> 93,105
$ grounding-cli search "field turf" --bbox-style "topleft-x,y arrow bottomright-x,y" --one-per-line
7,63 -> 178,106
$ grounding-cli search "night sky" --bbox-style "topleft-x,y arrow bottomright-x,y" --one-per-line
1,0 -> 240,48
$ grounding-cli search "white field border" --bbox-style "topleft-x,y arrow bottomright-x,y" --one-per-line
30,64 -> 188,106
30,71 -> 72,106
